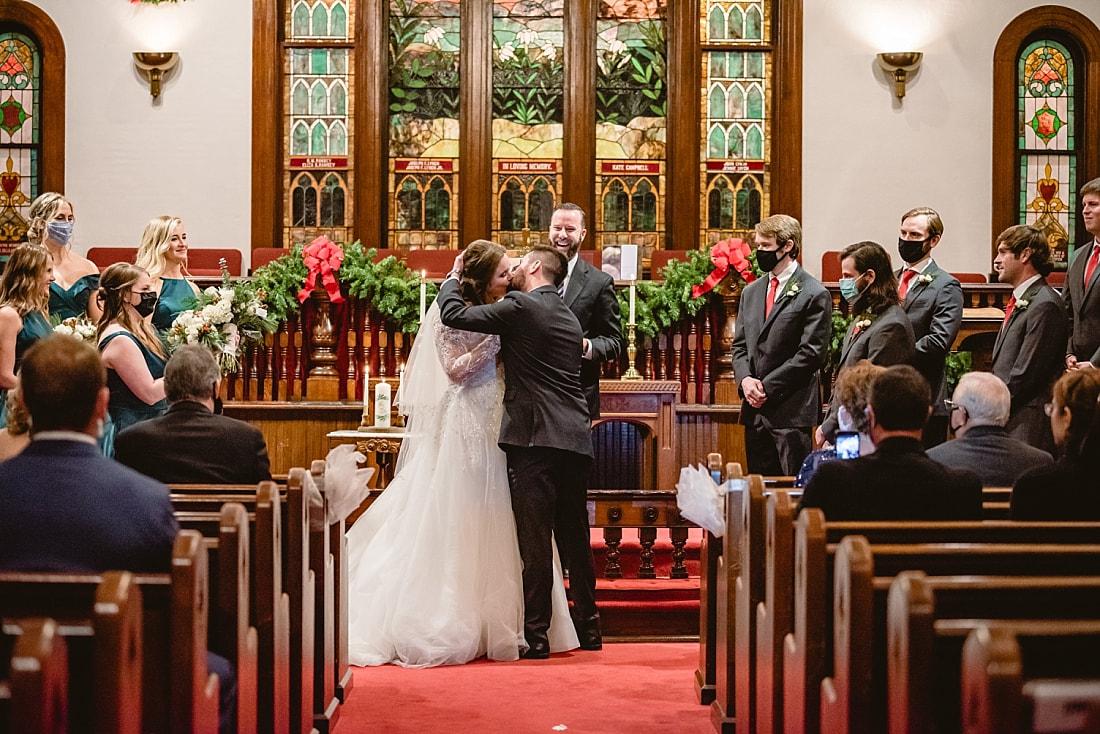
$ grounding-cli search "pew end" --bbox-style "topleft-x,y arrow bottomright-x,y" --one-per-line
5,618 -> 68,734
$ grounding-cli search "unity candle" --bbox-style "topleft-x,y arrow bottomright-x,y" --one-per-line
374,379 -> 392,428
362,365 -> 370,421
629,281 -> 636,325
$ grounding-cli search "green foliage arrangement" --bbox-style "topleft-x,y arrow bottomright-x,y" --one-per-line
826,309 -> 855,377
616,249 -> 715,339
249,241 -> 437,334
943,351 -> 973,394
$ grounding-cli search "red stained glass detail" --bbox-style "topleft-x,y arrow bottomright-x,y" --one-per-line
1032,61 -> 1060,85
0,97 -> 26,135
0,53 -> 24,76
1039,181 -> 1056,201
1035,110 -> 1056,137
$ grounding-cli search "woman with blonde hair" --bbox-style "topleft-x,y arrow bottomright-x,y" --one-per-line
96,262 -> 168,454
0,244 -> 54,426
135,215 -> 199,331
27,192 -> 101,321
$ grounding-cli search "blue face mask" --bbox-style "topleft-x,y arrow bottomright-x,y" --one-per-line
46,221 -> 73,246
838,276 -> 863,303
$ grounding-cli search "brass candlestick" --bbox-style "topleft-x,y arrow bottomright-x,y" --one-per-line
621,322 -> 642,380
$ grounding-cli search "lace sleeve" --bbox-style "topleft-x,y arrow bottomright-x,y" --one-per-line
434,317 -> 500,385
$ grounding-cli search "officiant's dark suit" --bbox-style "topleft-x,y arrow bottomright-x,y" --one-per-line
115,400 -> 271,484
1063,237 -> 1100,366
563,256 -> 621,419
438,247 -> 599,657
732,262 -> 831,475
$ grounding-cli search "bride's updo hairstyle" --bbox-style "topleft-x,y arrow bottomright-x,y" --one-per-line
1051,367 -> 1100,459
460,239 -> 508,305
96,262 -> 166,359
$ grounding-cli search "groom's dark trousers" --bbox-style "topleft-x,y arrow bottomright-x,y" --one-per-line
438,278 -> 598,651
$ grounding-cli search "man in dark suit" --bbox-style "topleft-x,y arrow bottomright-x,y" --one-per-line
549,203 -> 621,419
115,344 -> 271,484
733,214 -> 831,475
927,371 -> 1053,486
438,246 -> 599,659
1063,177 -> 1100,371
0,336 -> 239,734
895,207 -> 963,446
991,224 -> 1068,454
799,365 -> 982,520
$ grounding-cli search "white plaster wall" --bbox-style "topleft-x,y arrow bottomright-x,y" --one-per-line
802,0 -> 1100,281
30,0 -> 252,265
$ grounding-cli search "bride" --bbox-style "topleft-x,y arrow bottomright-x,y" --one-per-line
346,240 -> 578,667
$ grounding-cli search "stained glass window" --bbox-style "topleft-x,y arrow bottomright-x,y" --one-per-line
701,1 -> 769,247
285,0 -> 354,246
388,0 -> 460,251
0,32 -> 39,251
1017,38 -> 1076,268
595,0 -> 666,255
491,0 -> 563,248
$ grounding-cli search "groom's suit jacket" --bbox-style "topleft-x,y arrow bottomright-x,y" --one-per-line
991,277 -> 1067,452
820,304 -> 915,441
438,280 -> 593,458
896,260 -> 963,412
1063,240 -> 1100,364
564,257 -> 621,419
732,265 -> 831,427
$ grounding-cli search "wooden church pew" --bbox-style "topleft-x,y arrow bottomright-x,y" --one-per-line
782,512 -> 1100,734
1,618 -> 68,734
961,623 -> 1100,734
888,571 -> 1100,734
0,533 -> 219,734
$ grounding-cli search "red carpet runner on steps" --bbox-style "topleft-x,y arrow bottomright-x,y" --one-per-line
341,642 -> 711,732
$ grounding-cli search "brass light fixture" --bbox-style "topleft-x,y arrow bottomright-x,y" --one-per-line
876,52 -> 923,99
133,51 -> 180,100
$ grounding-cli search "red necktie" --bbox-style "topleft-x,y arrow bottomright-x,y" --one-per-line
898,269 -> 917,299
1002,295 -> 1016,329
1085,245 -> 1100,288
765,276 -> 778,318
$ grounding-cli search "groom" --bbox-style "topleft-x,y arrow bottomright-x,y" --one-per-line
439,246 -> 600,659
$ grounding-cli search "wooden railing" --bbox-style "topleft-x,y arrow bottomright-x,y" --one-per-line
218,281 -> 1016,405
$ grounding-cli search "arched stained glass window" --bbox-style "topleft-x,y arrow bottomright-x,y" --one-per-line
425,177 -> 450,230
329,121 -> 347,155
396,178 -> 423,230
708,176 -> 734,229
310,81 -> 327,115
320,173 -> 345,226
310,122 -> 327,155
311,4 -> 328,36
292,173 -> 318,226
708,125 -> 726,159
736,176 -> 761,229
631,180 -> 657,232
529,177 -> 553,231
709,86 -> 725,119
330,81 -> 346,115
330,3 -> 347,36
499,178 -> 525,232
0,31 -> 38,248
603,179 -> 629,232
708,7 -> 725,40
729,7 -> 743,39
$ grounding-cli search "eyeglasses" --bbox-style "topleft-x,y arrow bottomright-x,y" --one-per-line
943,399 -> 961,412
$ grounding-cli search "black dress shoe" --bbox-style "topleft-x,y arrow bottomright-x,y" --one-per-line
577,629 -> 602,650
520,643 -> 550,660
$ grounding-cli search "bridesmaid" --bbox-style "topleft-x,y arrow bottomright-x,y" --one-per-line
135,215 -> 200,331
96,263 -> 168,455
0,244 -> 54,426
27,192 -> 102,322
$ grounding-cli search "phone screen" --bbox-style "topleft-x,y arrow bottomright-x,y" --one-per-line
835,432 -> 860,460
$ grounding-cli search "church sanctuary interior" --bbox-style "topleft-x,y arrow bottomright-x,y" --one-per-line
1,0 -> 1100,732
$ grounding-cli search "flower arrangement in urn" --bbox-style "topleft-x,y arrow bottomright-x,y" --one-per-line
166,267 -> 276,374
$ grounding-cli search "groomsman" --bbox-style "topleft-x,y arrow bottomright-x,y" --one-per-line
895,206 -> 963,446
991,224 -> 1067,454
1064,177 -> 1100,370
732,214 -> 831,475
548,203 -> 621,420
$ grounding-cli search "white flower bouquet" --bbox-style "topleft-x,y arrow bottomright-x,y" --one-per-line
52,315 -> 97,342
166,276 -> 276,374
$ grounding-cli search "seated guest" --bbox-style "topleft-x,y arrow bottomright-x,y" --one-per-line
927,371 -> 1053,486
135,215 -> 200,331
799,365 -> 982,520
795,360 -> 883,488
27,192 -> 102,322
116,344 -> 271,484
0,386 -> 31,461
96,263 -> 168,455
1011,368 -> 1100,520
0,244 -> 54,427
0,334 -> 237,733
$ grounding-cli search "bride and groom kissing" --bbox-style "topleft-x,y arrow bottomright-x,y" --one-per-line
346,239 -> 604,667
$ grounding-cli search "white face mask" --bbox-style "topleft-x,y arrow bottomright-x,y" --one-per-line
837,405 -> 855,434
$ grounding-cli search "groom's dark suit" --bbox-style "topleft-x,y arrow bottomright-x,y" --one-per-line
438,279 -> 597,653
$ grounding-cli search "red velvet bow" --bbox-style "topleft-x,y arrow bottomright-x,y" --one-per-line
691,238 -> 755,299
299,236 -> 345,304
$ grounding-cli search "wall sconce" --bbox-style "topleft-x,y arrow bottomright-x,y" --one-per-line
133,52 -> 179,100
876,52 -> 922,99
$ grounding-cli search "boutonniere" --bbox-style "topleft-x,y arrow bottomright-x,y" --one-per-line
784,281 -> 801,298
1015,298 -> 1030,311
917,273 -> 934,285
851,316 -> 873,336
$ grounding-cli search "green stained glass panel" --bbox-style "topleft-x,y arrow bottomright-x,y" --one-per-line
596,19 -> 667,158
599,0 -> 665,19
0,32 -> 39,247
290,0 -> 351,40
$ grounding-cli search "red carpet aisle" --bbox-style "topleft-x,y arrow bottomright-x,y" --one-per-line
340,642 -> 711,733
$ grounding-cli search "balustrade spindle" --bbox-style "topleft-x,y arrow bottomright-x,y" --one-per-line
638,526 -> 658,579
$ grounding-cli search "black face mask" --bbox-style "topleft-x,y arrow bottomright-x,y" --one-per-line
133,291 -> 158,318
897,236 -> 930,264
756,247 -> 784,273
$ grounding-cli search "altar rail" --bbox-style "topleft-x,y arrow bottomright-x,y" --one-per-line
218,282 -> 1014,406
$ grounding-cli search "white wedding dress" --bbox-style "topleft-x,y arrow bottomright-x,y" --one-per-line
346,303 -> 579,667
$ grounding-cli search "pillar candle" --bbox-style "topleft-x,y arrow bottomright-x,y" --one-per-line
629,281 -> 636,325
419,270 -> 427,323
362,365 -> 370,421
374,379 -> 392,428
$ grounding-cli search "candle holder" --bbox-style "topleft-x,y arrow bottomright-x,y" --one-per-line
621,323 -> 642,381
